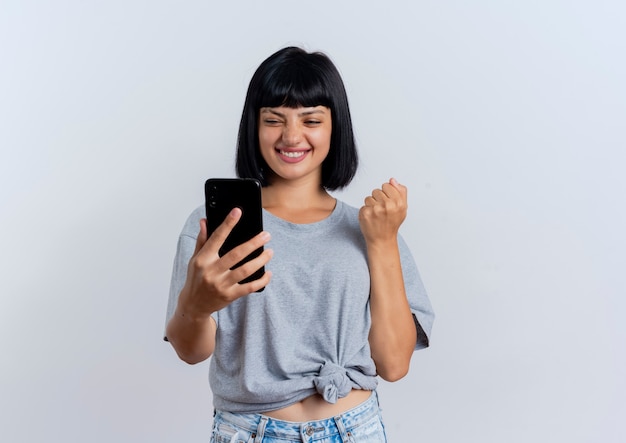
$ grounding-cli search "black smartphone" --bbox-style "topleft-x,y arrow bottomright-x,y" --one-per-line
205,178 -> 265,289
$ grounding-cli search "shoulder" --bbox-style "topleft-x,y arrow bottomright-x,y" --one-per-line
179,204 -> 204,239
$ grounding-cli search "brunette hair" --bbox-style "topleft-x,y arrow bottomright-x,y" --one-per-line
235,47 -> 358,190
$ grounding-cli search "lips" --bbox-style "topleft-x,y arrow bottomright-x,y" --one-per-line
276,148 -> 310,163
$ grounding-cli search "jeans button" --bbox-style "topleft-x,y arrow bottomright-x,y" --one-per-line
305,426 -> 314,436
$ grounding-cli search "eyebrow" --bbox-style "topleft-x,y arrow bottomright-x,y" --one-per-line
260,108 -> 327,117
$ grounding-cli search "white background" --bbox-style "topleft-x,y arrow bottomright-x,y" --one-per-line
1,1 -> 625,441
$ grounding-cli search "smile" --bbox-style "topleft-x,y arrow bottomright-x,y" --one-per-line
279,150 -> 307,158
276,148 -> 310,163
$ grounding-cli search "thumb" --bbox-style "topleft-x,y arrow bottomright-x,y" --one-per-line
389,177 -> 407,196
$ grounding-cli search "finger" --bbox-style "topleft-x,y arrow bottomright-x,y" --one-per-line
233,269 -> 273,297
220,230 -> 272,272
383,180 -> 408,202
388,178 -> 408,197
363,195 -> 376,207
228,247 -> 274,286
204,207 -> 242,254
380,183 -> 400,200
372,188 -> 388,202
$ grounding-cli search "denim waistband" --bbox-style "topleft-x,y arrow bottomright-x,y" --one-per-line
214,391 -> 379,441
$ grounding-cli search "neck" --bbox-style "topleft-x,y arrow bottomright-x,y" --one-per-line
262,176 -> 336,224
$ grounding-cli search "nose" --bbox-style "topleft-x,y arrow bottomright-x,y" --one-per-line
282,123 -> 302,146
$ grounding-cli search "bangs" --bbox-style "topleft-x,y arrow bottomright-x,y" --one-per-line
237,46 -> 358,190
258,64 -> 332,109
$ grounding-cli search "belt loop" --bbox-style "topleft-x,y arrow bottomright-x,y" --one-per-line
333,415 -> 352,443
254,416 -> 268,443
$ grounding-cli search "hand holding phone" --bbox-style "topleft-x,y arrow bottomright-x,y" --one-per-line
205,178 -> 266,290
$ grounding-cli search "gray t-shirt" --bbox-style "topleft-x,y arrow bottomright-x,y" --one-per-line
165,200 -> 434,413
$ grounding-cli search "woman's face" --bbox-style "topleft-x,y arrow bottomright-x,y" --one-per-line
258,105 -> 332,185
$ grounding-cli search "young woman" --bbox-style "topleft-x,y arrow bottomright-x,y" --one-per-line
165,47 -> 434,443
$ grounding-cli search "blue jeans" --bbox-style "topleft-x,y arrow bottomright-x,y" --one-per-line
210,391 -> 387,443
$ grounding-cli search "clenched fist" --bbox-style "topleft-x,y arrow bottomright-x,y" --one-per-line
359,178 -> 408,246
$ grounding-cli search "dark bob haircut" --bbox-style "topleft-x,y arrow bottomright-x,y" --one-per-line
236,47 -> 358,190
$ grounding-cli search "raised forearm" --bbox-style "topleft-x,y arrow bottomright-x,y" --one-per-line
367,240 -> 416,381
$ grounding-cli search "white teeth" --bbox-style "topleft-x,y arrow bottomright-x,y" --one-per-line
280,150 -> 306,158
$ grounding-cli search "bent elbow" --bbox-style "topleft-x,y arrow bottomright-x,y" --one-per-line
376,356 -> 411,382
170,341 -> 212,365
171,345 -> 211,365
166,335 -> 212,365
165,315 -> 216,365
378,365 -> 410,382
178,353 -> 206,365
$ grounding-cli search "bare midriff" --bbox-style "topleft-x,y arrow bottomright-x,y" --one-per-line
262,389 -> 372,422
